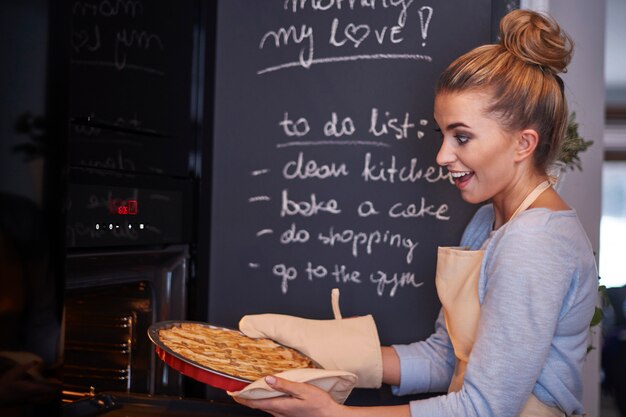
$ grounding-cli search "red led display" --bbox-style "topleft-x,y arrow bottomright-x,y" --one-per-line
109,199 -> 138,215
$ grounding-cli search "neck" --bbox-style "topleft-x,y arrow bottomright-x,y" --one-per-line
491,174 -> 549,230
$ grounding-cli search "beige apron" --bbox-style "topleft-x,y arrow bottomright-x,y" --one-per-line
436,181 -> 585,417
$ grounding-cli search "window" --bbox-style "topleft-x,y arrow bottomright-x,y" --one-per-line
600,160 -> 626,288
600,124 -> 626,288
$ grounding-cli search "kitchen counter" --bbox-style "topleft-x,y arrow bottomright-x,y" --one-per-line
62,393 -> 268,417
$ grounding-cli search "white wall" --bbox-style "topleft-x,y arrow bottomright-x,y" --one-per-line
522,1 -> 606,416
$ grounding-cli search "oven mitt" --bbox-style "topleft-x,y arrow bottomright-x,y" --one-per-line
228,368 -> 357,404
238,289 -> 382,388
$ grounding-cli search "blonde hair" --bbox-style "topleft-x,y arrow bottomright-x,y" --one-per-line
436,9 -> 573,172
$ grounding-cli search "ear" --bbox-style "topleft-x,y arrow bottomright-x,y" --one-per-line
514,129 -> 539,162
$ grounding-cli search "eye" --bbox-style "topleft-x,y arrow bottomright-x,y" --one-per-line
434,127 -> 442,138
454,134 -> 470,144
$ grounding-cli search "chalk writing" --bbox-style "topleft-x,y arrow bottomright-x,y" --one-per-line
280,223 -> 310,244
283,0 -> 414,19
249,196 -> 271,203
210,0 -> 493,345
324,112 -> 356,137
115,29 -> 163,70
258,53 -> 431,75
278,109 -> 424,142
79,150 -> 137,172
276,140 -> 391,148
317,226 -> 418,264
280,189 -> 342,217
388,198 -> 450,220
260,25 -> 314,68
251,168 -> 271,176
273,263 -> 298,294
72,0 -> 143,18
280,112 -> 311,137
369,108 -> 416,140
283,152 -> 349,179
370,270 -> 424,297
270,261 -> 423,298
257,103 -> 456,299
362,153 -> 452,183
71,0 -> 166,75
73,123 -> 101,136
258,1 -> 434,73
329,19 -> 372,48
357,201 -> 380,217
71,24 -> 101,53
417,6 -> 433,47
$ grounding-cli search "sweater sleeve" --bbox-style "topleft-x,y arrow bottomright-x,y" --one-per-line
401,214 -> 580,417
391,309 -> 456,395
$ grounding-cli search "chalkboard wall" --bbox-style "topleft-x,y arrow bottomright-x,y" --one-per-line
207,0 -> 512,345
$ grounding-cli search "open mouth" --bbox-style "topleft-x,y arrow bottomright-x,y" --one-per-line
450,171 -> 474,187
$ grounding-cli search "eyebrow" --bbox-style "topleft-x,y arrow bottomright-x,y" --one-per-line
446,122 -> 470,130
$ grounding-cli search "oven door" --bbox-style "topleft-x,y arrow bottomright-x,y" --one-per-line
64,245 -> 188,397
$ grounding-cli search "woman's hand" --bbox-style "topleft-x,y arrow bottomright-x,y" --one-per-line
233,375 -> 346,417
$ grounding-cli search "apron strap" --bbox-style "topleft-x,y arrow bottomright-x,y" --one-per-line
509,180 -> 552,220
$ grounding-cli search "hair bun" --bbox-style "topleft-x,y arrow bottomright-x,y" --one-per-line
499,9 -> 573,74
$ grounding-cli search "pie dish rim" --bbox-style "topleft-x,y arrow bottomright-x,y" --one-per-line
148,320 -> 318,391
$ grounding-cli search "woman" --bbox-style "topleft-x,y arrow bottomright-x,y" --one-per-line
235,9 -> 598,417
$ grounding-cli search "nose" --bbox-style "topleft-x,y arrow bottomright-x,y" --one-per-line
436,137 -> 455,167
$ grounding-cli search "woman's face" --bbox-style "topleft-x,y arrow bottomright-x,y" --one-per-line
434,90 -> 519,204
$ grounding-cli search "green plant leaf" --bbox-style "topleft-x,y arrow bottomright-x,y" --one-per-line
558,112 -> 593,172
590,307 -> 603,327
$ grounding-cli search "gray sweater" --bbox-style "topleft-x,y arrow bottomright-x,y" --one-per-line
392,204 -> 598,416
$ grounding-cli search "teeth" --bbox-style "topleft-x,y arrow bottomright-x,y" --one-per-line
450,171 -> 472,178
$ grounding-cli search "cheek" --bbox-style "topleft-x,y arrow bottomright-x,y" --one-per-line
479,154 -> 515,186
476,140 -> 514,170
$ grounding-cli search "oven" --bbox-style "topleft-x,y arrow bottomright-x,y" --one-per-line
61,165 -> 264,416
62,0 -> 204,400
62,163 -> 195,401
58,0 -> 259,412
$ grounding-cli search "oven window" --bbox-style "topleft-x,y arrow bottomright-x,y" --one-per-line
64,281 -> 154,394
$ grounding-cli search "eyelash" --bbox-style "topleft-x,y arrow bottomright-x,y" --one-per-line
434,128 -> 470,145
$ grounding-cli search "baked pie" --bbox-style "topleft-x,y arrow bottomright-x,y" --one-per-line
158,323 -> 317,381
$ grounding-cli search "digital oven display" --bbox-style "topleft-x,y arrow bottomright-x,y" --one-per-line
109,199 -> 138,215
67,183 -> 186,248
